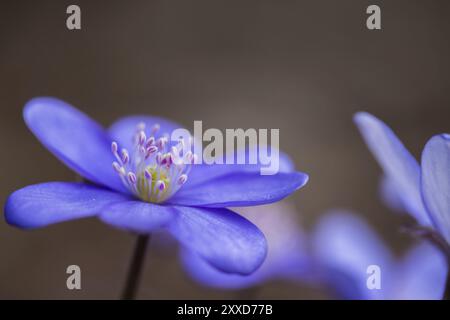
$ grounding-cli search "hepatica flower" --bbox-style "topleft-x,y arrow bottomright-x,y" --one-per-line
354,112 -> 450,252
313,211 -> 448,299
5,97 -> 308,279
181,201 -> 312,290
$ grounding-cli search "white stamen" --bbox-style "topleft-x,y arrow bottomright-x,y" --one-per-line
156,153 -> 163,165
144,169 -> 152,181
157,137 -> 167,150
112,162 -> 124,175
156,180 -> 165,191
146,137 -> 155,148
138,131 -> 146,146
136,122 -> 146,131
111,141 -> 118,154
121,149 -> 129,165
128,172 -> 137,185
178,174 -> 188,185
110,123 -> 196,204
151,124 -> 160,134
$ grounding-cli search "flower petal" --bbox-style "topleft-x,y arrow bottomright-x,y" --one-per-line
312,211 -> 394,299
180,249 -> 269,289
99,201 -> 174,234
168,171 -> 308,208
188,150 -> 295,187
354,112 -> 431,226
180,202 -> 310,289
5,182 -> 129,229
167,206 -> 267,275
108,115 -> 184,153
393,242 -> 448,300
379,175 -> 406,213
421,134 -> 450,242
23,97 -> 125,193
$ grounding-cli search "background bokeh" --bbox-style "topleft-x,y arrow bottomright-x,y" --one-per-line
1,0 -> 450,299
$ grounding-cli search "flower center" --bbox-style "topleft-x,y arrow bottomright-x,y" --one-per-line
111,123 -> 196,203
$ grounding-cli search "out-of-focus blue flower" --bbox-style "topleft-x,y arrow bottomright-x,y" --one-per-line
4,97 -> 308,275
313,211 -> 448,299
354,112 -> 450,245
180,201 -> 313,289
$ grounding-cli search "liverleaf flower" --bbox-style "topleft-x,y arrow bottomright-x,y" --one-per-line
354,112 -> 450,253
4,97 -> 308,285
312,211 -> 448,299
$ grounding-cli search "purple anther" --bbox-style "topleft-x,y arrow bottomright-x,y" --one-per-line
111,141 -> 118,154
127,172 -> 137,184
177,174 -> 188,185
121,149 -> 129,165
156,180 -> 165,191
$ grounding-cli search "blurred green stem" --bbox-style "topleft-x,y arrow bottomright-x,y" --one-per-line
121,234 -> 151,300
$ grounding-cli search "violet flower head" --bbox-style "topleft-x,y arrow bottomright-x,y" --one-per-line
181,201 -> 311,289
354,112 -> 450,247
313,211 -> 448,299
4,97 -> 309,275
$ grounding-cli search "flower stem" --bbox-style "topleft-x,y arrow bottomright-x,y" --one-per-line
121,234 -> 151,300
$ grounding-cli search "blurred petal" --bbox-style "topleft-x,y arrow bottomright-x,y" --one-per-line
23,97 -> 126,193
234,203 -> 311,279
99,201 -> 174,234
168,171 -> 308,208
379,175 -> 406,213
354,112 -> 431,226
5,182 -> 129,229
421,134 -> 450,243
313,211 -> 394,299
108,115 -> 183,152
168,206 -> 267,275
181,202 -> 310,289
393,242 -> 448,300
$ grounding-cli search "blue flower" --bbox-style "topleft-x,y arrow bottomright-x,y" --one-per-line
4,97 -> 308,275
313,211 -> 448,299
354,112 -> 450,246
180,201 -> 312,289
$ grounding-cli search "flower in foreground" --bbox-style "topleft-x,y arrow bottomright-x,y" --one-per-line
181,201 -> 313,289
313,211 -> 448,299
354,112 -> 450,251
4,97 -> 308,275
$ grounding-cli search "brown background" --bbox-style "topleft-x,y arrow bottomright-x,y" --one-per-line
1,0 -> 449,299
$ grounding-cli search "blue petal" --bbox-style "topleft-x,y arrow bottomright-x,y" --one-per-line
167,206 -> 267,275
168,171 -> 308,208
180,203 -> 311,288
188,150 -> 296,187
421,134 -> 450,243
354,112 -> 431,226
181,239 -> 310,289
5,182 -> 129,229
99,201 -> 174,234
23,97 -> 126,193
393,242 -> 448,300
379,175 -> 406,213
108,115 -> 184,153
312,210 -> 394,300
181,249 -> 269,289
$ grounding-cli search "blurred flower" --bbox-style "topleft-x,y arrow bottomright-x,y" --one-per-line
180,201 -> 314,289
4,97 -> 308,275
354,112 -> 450,249
313,211 -> 448,299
